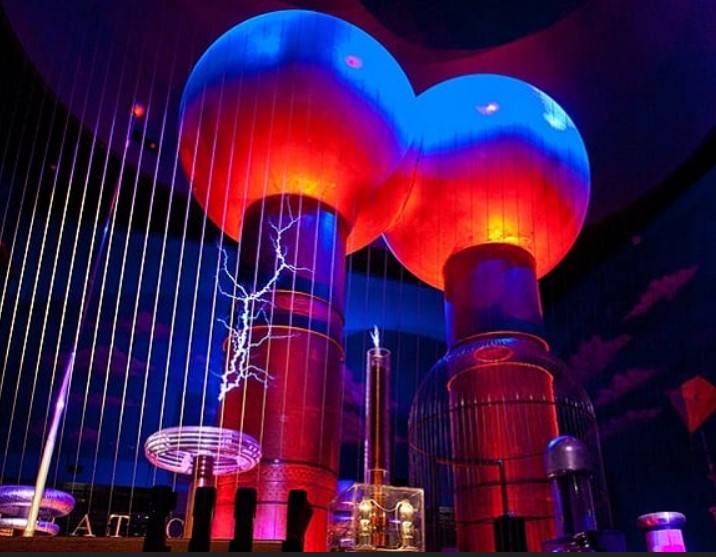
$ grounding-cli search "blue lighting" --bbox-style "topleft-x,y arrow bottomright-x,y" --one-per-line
417,74 -> 589,181
180,9 -> 415,148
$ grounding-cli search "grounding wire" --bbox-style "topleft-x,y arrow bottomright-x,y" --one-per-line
105,19 -> 172,516
0,31 -> 83,482
82,21 -> 144,514
127,18 -> 187,513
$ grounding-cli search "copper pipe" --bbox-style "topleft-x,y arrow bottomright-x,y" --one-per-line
363,345 -> 391,548
364,346 -> 391,486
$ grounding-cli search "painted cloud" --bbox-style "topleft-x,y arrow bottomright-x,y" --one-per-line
624,265 -> 699,320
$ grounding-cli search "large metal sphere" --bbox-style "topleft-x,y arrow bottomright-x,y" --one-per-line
384,74 -> 590,288
179,9 -> 414,252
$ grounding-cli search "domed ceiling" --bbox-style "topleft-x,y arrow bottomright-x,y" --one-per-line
1,0 -> 715,226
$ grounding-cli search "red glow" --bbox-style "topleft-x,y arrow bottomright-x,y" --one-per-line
130,103 -> 146,118
384,138 -> 586,288
180,66 -> 410,253
448,363 -> 559,551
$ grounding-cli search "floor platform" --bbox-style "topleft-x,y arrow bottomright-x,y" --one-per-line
0,536 -> 282,552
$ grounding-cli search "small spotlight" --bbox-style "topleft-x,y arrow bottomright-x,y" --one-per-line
131,103 -> 146,119
475,102 -> 499,115
344,55 -> 363,69
130,127 -> 159,153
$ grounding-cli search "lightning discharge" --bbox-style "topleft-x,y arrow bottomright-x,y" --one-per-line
217,208 -> 308,401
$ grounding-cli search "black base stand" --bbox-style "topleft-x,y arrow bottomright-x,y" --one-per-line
281,490 -> 313,552
228,487 -> 257,552
143,485 -> 177,552
543,530 -> 627,552
188,486 -> 216,552
494,514 -> 528,552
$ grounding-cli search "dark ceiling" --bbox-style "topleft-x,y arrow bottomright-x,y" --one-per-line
359,0 -> 586,49
3,0 -> 716,225
1,0 -> 716,297
2,3 -> 716,548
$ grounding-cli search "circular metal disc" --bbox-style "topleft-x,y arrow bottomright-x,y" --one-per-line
0,516 -> 60,536
144,426 -> 261,476
0,485 -> 75,519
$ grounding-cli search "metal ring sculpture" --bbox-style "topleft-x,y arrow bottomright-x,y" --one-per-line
144,426 -> 261,476
0,485 -> 75,536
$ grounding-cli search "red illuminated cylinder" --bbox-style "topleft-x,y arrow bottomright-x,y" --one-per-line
178,10 -> 414,551
447,359 -> 559,551
393,75 -> 599,552
213,196 -> 347,549
444,243 -> 543,344
443,245 -> 558,551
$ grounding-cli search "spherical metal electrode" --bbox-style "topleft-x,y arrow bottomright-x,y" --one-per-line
545,435 -> 593,478
178,9 -> 415,253
384,74 -> 590,289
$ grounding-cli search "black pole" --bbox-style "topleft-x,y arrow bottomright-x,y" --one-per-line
494,514 -> 528,552
281,490 -> 313,552
188,486 -> 216,552
229,487 -> 257,552
143,485 -> 176,552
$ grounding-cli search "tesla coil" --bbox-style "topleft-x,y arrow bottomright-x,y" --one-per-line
177,9 -> 414,550
384,75 -> 612,551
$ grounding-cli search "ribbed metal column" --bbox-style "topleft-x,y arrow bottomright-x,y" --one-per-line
443,243 -> 557,551
212,195 -> 347,551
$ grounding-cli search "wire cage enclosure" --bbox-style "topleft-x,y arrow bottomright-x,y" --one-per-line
409,332 -> 611,552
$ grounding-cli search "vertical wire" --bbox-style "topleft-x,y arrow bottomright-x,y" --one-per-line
12,59 -> 85,476
395,259 -> 406,485
171,39 -> 229,497
154,21 -> 213,493
152,50 -> 195,492
174,87 -> 223,439
16,19 -> 119,535
343,224 -> 355,473
293,70 -> 314,480
0,57 -> 43,434
67,25 -> 130,495
360,240 -> 374,478
223,36 -> 261,484
251,41 -> 285,489
392,250 -> 405,484
24,16 -> 107,486
105,16 -> 172,515
48,53 -> 115,487
198,26 -> 248,481
0,31 -> 79,481
83,22 -> 143,513
244,39 -> 279,491
150,22 -> 203,487
127,19 -> 185,506
321,195 -> 341,488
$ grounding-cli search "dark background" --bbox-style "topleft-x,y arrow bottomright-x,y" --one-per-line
1,1 -> 715,551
